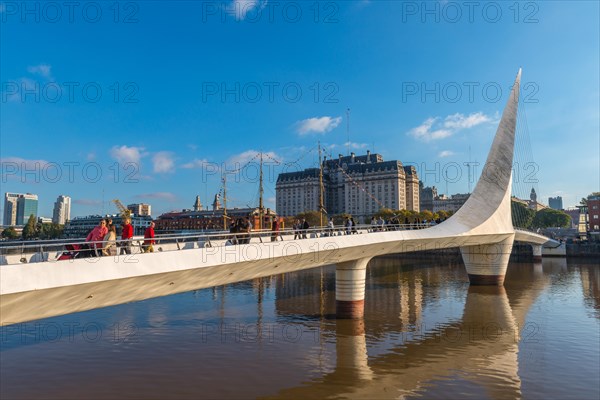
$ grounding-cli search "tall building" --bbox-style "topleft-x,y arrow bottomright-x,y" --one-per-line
549,196 -> 563,210
3,193 -> 19,226
127,203 -> 151,216
276,151 -> 420,221
3,193 -> 38,226
404,166 -> 420,212
419,186 -> 438,212
52,195 -> 71,224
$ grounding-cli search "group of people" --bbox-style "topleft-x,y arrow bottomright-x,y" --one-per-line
292,218 -> 310,240
84,217 -> 155,257
229,217 -> 253,244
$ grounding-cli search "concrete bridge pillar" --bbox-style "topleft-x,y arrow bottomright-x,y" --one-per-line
460,235 -> 514,285
531,244 -> 542,262
336,257 -> 371,319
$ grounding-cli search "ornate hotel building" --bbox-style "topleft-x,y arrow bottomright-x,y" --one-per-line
276,151 -> 420,220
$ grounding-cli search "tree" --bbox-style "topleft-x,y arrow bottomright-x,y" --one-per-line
295,210 -> 322,227
1,226 -> 19,239
531,208 -> 571,229
511,200 -> 535,229
418,210 -> 434,222
437,210 -> 449,220
38,223 -> 64,239
374,208 -> 396,220
22,214 -> 38,240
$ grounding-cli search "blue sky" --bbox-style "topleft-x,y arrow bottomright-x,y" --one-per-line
1,0 -> 599,219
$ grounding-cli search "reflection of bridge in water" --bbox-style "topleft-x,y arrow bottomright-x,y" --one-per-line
269,259 -> 553,399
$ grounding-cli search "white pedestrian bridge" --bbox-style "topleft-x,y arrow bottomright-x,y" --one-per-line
0,69 -> 558,325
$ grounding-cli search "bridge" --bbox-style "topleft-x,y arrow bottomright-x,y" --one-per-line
0,69 -> 556,325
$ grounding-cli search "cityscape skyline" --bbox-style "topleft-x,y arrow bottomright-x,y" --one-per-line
1,1 -> 598,219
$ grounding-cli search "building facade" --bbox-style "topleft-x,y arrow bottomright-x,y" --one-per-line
587,194 -> 600,233
155,204 -> 278,233
276,151 -> 420,221
52,195 -> 71,225
433,193 -> 471,213
549,196 -> 563,210
3,193 -> 38,226
419,186 -> 438,212
64,214 -> 153,238
127,203 -> 152,216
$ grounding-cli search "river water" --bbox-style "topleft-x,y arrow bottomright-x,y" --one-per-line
1,256 -> 598,399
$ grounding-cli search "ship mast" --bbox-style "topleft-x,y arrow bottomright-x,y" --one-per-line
318,141 -> 325,227
259,152 -> 264,230
223,173 -> 228,230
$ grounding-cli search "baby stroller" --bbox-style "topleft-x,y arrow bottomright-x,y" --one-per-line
57,244 -> 85,260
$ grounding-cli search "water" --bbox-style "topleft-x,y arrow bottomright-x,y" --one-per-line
1,256 -> 598,399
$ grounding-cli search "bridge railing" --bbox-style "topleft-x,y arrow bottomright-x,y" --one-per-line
0,223 -> 435,265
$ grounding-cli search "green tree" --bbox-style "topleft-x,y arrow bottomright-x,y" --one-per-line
418,210 -> 434,222
437,210 -> 449,220
332,213 -> 352,225
374,208 -> 396,220
22,214 -> 38,240
295,210 -> 322,227
531,208 -> 571,229
1,226 -> 19,239
38,223 -> 64,239
511,200 -> 535,228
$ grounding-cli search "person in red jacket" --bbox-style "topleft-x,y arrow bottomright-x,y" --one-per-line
120,217 -> 133,255
143,221 -> 155,253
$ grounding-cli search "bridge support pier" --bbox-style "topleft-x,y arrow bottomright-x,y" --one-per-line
460,235 -> 514,285
531,244 -> 542,262
336,257 -> 371,319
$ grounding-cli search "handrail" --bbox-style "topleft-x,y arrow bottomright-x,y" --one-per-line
0,223 -> 435,260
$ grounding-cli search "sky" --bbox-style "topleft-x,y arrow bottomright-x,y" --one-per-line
1,0 -> 599,220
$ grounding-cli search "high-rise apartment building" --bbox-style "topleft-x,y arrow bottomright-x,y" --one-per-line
276,151 -> 420,221
3,193 -> 19,226
52,195 -> 71,224
3,193 -> 38,226
549,196 -> 563,210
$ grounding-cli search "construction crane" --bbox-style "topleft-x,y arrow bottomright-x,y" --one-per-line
112,199 -> 131,218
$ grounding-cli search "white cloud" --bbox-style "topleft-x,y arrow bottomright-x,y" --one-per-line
344,142 -> 368,150
0,156 -> 50,170
152,151 -> 175,173
296,116 -> 342,135
438,150 -> 456,158
443,112 -> 491,130
110,145 -> 145,165
135,192 -> 177,202
408,112 -> 494,142
27,64 -> 52,79
181,158 -> 210,169
232,0 -> 267,20
227,150 -> 280,166
86,152 -> 96,161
